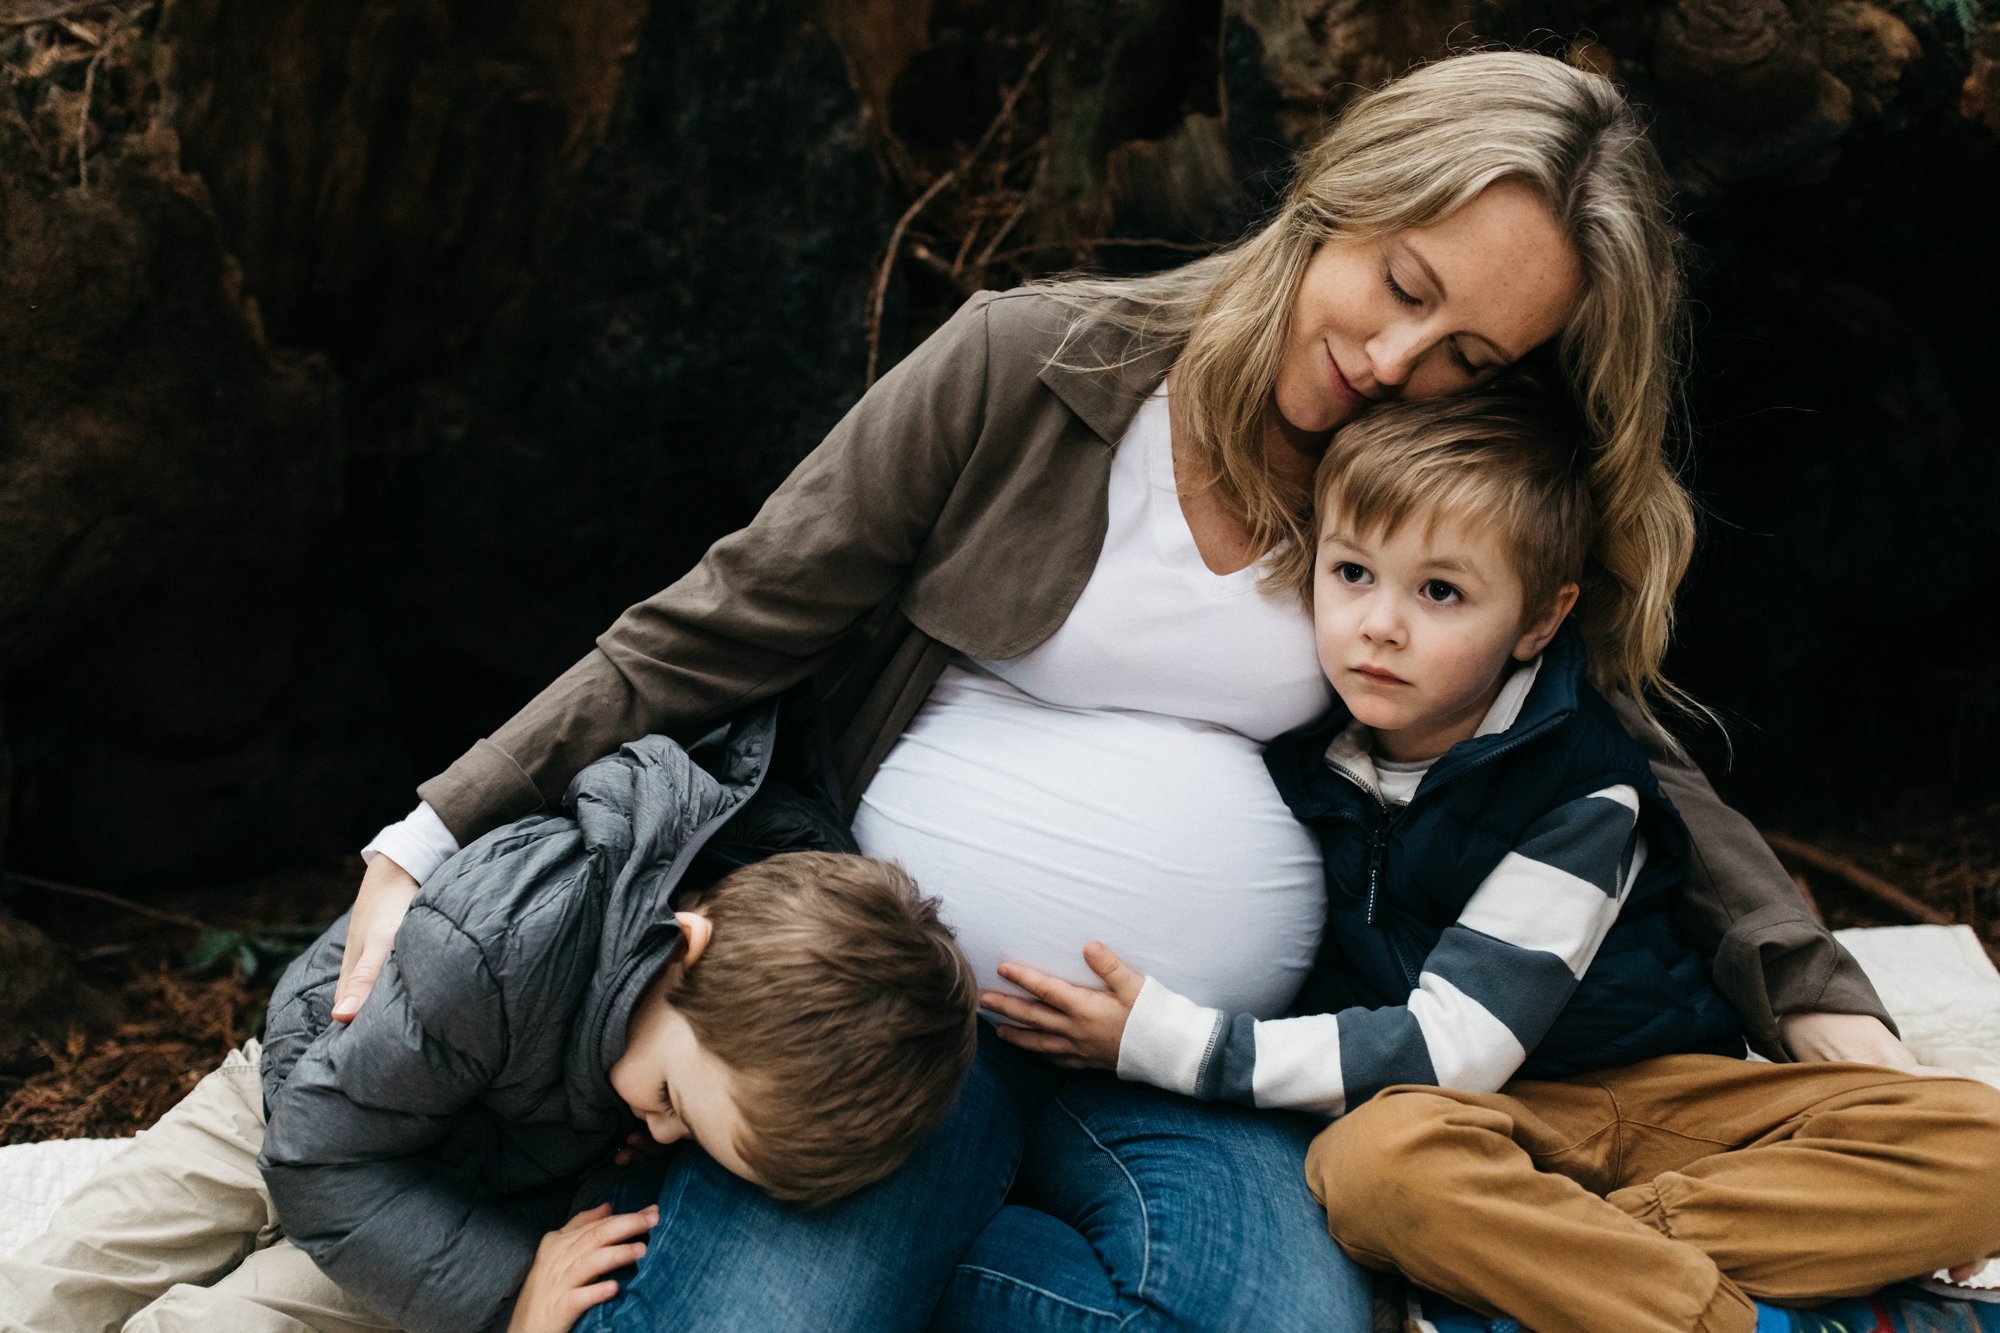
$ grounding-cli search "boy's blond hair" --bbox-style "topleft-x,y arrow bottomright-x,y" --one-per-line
667,851 -> 976,1208
1282,387 -> 1598,637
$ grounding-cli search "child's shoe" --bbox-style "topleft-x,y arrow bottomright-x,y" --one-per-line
1756,1288 -> 2000,1332
1403,1288 -> 1521,1333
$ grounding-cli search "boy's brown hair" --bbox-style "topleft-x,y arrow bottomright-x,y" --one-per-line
668,851 -> 977,1208
1285,387 -> 1597,624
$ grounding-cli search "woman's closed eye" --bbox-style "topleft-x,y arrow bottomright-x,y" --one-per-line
1383,272 -> 1485,379
657,1083 -> 679,1118
1382,269 -> 1420,308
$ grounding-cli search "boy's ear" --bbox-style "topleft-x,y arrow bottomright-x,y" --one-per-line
673,911 -> 714,969
1512,582 -> 1580,661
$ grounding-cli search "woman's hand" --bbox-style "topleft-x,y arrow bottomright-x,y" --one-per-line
983,942 -> 1145,1070
332,855 -> 420,1022
507,1203 -> 657,1333
1777,1011 -> 1954,1074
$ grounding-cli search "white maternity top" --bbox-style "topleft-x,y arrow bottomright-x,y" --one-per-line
851,389 -> 1332,1017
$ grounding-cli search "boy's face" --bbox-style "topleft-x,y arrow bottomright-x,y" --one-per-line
1312,507 -> 1571,763
608,925 -> 762,1186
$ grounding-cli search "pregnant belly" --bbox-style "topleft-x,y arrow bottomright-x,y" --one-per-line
851,666 -> 1325,1019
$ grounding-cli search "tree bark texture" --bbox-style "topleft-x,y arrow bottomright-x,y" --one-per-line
0,0 -> 1995,897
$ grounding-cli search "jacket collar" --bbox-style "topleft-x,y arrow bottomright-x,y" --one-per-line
1269,620 -> 1589,817
572,703 -> 780,1087
1035,300 -> 1182,447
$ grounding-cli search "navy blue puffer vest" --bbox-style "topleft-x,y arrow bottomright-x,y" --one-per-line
1267,625 -> 1744,1079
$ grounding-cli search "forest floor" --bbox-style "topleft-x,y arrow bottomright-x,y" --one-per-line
1,804 -> 1996,1144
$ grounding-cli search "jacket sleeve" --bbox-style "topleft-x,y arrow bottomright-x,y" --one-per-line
1116,787 -> 1642,1116
1608,694 -> 1893,1058
260,903 -> 530,1333
417,292 -> 1000,845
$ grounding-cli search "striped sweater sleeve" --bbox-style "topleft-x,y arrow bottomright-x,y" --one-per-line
1116,784 -> 1647,1117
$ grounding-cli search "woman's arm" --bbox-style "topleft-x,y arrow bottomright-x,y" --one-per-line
991,786 -> 1643,1116
422,290 -> 1002,845
1609,694 -> 1899,1060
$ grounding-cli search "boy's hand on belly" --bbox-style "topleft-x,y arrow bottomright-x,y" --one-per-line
983,942 -> 1144,1070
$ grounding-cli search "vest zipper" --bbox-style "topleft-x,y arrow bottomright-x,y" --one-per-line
1322,705 -> 1570,990
1324,760 -> 1395,928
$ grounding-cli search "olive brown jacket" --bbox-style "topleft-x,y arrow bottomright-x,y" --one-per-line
414,287 -> 1886,1059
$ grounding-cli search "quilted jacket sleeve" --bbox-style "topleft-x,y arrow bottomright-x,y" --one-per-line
260,903 -> 531,1333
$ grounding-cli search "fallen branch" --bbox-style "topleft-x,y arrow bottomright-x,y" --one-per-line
4,871 -> 216,933
1765,832 -> 2000,970
864,43 -> 1049,386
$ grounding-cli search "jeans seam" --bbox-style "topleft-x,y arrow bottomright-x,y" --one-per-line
955,1263 -> 1120,1322
1052,1095 -> 1152,1317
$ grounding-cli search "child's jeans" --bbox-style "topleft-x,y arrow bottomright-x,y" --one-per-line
0,1043 -> 392,1333
1310,1054 -> 2000,1333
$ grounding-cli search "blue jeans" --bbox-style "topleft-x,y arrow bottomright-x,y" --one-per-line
575,1027 -> 1372,1332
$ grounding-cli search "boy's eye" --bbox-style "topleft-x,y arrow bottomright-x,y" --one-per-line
1422,580 -> 1462,605
1333,562 -> 1371,585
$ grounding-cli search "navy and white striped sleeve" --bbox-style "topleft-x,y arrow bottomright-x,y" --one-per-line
1116,785 -> 1647,1117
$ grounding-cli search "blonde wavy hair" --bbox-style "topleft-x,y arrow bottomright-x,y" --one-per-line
1043,50 -> 1695,731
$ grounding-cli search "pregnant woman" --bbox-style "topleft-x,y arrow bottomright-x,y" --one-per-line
334,51 -> 1911,1332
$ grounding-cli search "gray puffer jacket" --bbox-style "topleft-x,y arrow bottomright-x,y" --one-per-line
258,703 -> 850,1333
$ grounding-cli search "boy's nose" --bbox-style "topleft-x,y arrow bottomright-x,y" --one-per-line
1358,599 -> 1405,645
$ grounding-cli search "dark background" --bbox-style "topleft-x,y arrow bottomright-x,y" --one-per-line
2,0 -> 1995,892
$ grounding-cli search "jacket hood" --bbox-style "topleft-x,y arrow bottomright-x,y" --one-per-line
567,705 -> 778,1094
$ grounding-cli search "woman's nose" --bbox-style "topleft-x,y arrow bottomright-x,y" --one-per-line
650,1115 -> 688,1146
1366,326 -> 1423,389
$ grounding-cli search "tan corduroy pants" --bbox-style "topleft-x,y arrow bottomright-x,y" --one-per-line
1309,1055 -> 2000,1333
0,1044 -> 395,1333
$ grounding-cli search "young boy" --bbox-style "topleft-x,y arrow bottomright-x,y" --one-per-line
0,704 -> 977,1333
982,390 -> 2000,1333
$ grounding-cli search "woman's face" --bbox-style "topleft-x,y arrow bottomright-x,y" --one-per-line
1272,180 -> 1585,444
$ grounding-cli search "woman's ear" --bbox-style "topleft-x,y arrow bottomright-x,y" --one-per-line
673,910 -> 714,969
1513,582 -> 1580,661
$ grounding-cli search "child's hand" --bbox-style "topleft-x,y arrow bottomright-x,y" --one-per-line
507,1202 -> 657,1333
982,942 -> 1145,1070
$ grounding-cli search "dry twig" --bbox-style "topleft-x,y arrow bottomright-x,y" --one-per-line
75,33 -> 104,186
864,44 -> 1050,385
4,870 -> 217,933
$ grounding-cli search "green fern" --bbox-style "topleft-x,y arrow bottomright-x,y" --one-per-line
184,924 -> 327,986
